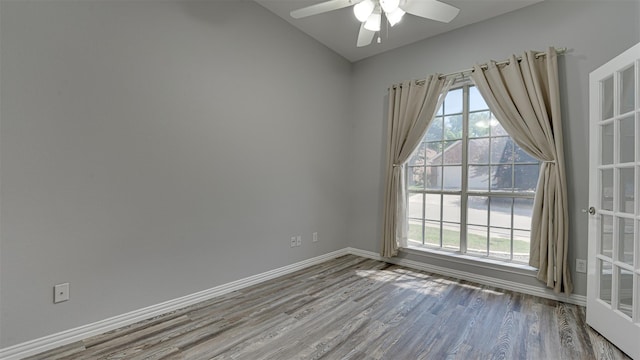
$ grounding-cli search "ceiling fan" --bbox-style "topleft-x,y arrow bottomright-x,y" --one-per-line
290,0 -> 460,47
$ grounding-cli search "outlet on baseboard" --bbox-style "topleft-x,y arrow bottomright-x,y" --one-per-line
576,259 -> 587,273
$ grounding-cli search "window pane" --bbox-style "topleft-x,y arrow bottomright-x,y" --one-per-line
443,166 -> 461,190
491,137 -> 513,164
491,116 -> 508,136
514,144 -> 538,163
444,115 -> 463,140
468,138 -> 489,164
425,142 -> 443,165
469,111 -> 491,138
619,116 -> 635,163
425,166 -> 442,190
467,225 -> 488,255
425,220 -> 441,247
444,88 -> 463,114
513,198 -> 533,231
425,194 -> 441,221
442,224 -> 460,251
489,227 -> 511,260
467,196 -> 488,226
408,220 -> 424,244
407,166 -> 425,191
491,165 -> 513,191
443,140 -> 462,165
442,195 -> 460,223
514,164 -> 539,192
407,193 -> 424,220
409,142 -> 426,166
426,117 -> 444,141
468,165 -> 490,191
620,66 -> 635,115
602,76 -> 614,120
512,230 -> 530,263
469,86 -> 488,112
490,197 -> 513,228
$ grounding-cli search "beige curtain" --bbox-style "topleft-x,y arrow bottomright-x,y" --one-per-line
471,48 -> 572,294
381,75 -> 452,258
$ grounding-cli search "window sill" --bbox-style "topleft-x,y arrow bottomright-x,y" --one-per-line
402,244 -> 539,278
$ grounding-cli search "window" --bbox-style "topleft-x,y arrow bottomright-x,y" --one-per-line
406,84 -> 540,263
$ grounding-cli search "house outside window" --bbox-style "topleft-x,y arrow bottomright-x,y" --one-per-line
406,84 -> 540,263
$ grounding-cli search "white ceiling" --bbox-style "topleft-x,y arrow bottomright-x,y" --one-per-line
255,0 -> 544,62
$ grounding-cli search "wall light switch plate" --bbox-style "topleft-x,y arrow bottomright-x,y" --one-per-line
290,236 -> 296,247
312,232 -> 318,242
576,259 -> 587,273
54,283 -> 70,303
296,235 -> 302,246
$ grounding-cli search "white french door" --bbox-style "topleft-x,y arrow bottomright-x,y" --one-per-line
588,42 -> 640,360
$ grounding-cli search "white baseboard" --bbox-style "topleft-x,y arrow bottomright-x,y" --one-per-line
0,248 -> 350,360
0,246 -> 585,359
346,247 -> 586,306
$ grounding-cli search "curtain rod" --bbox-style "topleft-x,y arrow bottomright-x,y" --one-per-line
404,47 -> 567,87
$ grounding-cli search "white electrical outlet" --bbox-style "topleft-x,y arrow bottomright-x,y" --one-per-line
54,283 -> 70,303
291,236 -> 297,247
576,259 -> 587,273
313,232 -> 318,242
296,235 -> 302,246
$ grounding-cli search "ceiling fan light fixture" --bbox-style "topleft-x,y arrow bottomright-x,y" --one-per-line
353,0 -> 375,22
363,10 -> 381,31
379,0 -> 400,14
386,8 -> 405,26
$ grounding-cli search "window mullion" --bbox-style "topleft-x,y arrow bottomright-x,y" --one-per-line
460,86 -> 470,254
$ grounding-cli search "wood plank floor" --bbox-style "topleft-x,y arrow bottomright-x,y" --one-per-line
27,255 -> 630,360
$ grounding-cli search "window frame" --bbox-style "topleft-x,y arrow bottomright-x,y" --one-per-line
405,82 -> 540,264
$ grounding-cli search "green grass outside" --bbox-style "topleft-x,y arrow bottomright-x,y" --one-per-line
408,223 -> 530,254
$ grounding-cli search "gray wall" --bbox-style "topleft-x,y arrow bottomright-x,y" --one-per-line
0,0 -> 352,347
349,0 -> 640,297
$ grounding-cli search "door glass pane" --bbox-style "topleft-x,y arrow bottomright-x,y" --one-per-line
618,217 -> 634,266
601,169 -> 614,211
620,65 -> 635,114
619,116 -> 635,163
619,167 -> 635,214
601,123 -> 614,165
599,259 -> 612,305
601,214 -> 613,258
602,76 -> 614,120
617,268 -> 633,318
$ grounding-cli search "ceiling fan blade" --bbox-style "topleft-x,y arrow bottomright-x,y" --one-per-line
291,0 -> 363,19
400,0 -> 460,23
357,23 -> 375,47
